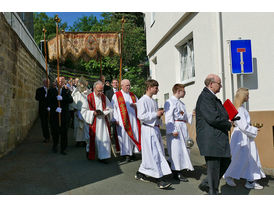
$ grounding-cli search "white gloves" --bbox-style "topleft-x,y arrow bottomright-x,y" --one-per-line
56,107 -> 62,113
57,95 -> 63,101
47,107 -> 50,111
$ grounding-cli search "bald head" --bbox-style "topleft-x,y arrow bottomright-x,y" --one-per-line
204,74 -> 219,86
43,78 -> 50,88
204,74 -> 222,94
121,79 -> 131,93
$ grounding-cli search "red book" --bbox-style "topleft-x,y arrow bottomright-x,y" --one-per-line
223,99 -> 238,120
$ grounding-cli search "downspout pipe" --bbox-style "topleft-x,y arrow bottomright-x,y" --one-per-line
216,12 -> 226,102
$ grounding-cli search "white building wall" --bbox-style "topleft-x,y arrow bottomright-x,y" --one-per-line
221,12 -> 274,111
145,12 -> 274,113
145,12 -> 186,54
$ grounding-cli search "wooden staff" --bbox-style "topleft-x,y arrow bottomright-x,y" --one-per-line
55,15 -> 61,127
42,28 -> 49,88
119,17 -> 125,90
43,27 -> 50,121
100,55 -> 102,77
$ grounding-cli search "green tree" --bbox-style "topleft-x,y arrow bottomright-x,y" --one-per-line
69,14 -> 99,32
33,12 -> 148,97
79,12 -> 148,97
34,12 -> 67,45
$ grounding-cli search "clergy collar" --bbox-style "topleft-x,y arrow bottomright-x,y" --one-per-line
121,89 -> 129,94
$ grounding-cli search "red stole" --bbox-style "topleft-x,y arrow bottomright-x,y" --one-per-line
115,91 -> 141,151
87,92 -> 111,160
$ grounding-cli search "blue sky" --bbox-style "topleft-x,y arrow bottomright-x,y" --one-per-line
45,12 -> 104,28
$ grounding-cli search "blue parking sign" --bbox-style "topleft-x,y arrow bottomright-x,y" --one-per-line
230,40 -> 253,74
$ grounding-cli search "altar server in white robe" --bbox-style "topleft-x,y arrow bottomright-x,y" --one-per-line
164,83 -> 194,182
112,79 -> 141,163
72,77 -> 91,146
81,80 -> 113,163
135,79 -> 172,189
224,88 -> 265,189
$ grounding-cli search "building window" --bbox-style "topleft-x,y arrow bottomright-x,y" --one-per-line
179,39 -> 195,83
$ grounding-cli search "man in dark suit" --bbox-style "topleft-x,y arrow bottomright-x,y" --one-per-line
105,78 -> 120,155
100,75 -> 112,94
35,79 -> 51,143
47,77 -> 73,155
105,79 -> 119,101
195,74 -> 232,195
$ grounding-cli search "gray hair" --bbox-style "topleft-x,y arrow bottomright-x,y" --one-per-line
121,79 -> 130,86
93,80 -> 104,89
204,74 -> 217,87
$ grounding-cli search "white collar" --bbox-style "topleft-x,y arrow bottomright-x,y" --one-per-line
207,87 -> 216,96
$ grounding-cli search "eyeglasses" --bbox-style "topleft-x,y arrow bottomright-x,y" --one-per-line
213,81 -> 222,86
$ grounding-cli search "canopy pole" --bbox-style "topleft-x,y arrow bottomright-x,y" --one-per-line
42,27 -> 49,88
55,15 -> 61,127
119,17 -> 125,90
100,55 -> 102,77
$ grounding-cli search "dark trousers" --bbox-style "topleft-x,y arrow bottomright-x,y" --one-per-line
201,156 -> 231,195
39,110 -> 50,140
50,113 -> 69,152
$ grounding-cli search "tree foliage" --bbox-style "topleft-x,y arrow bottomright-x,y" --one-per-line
33,12 -> 148,97
33,12 -> 67,45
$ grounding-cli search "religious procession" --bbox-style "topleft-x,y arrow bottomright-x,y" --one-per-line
36,70 -> 266,194
1,11 -> 274,196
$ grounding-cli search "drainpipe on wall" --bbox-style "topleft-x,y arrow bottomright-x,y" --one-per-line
216,12 -> 226,102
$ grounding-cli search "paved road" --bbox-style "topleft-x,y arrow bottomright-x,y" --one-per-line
0,119 -> 274,195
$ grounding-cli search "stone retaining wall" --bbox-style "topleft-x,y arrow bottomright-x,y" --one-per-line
0,13 -> 46,157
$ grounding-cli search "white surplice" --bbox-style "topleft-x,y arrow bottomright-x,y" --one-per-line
164,96 -> 194,171
72,88 -> 92,142
224,106 -> 265,181
112,90 -> 140,156
81,94 -> 113,160
136,95 -> 171,178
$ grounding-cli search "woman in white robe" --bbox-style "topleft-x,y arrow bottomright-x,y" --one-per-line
164,84 -> 194,182
224,88 -> 265,189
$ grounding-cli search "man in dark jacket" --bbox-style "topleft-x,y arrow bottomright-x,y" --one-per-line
35,79 -> 51,143
105,79 -> 119,102
47,77 -> 73,155
195,74 -> 232,195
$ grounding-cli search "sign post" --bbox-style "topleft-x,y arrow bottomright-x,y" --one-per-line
230,39 -> 253,75
230,39 -> 253,108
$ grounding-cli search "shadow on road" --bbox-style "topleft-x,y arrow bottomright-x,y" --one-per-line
0,119 -> 123,195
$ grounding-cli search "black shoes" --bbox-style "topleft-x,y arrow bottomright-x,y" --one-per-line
175,173 -> 189,182
135,172 -> 172,189
172,171 -> 189,182
135,171 -> 149,182
198,183 -> 209,193
157,180 -> 172,189
119,155 -> 135,165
